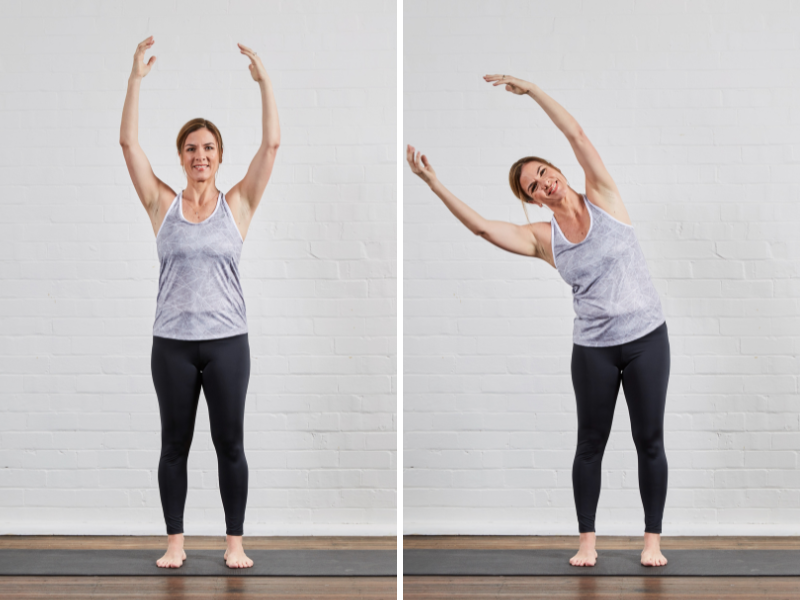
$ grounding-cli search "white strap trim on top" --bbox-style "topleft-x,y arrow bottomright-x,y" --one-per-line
155,193 -> 181,242
550,218 -> 558,270
178,190 -> 221,225
585,194 -> 634,228
223,193 -> 244,243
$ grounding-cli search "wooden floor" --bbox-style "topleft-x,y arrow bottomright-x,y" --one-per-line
403,536 -> 800,600
403,576 -> 800,599
0,536 -> 397,600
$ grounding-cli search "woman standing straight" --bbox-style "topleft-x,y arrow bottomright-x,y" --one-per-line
119,36 -> 280,569
407,74 -> 670,567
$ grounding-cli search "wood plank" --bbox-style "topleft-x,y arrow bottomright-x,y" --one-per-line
403,576 -> 800,599
403,535 -> 800,550
0,535 -> 396,550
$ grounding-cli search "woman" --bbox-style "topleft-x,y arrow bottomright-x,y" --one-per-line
407,74 -> 670,568
119,36 -> 280,569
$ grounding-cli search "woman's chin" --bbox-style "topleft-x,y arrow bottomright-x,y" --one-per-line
547,190 -> 569,205
541,195 -> 560,208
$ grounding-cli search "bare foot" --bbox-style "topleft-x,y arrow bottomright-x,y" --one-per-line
156,534 -> 187,568
569,531 -> 598,567
224,535 -> 254,569
641,532 -> 668,567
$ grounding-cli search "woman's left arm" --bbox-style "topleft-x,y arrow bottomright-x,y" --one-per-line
485,74 -> 630,222
231,43 -> 280,214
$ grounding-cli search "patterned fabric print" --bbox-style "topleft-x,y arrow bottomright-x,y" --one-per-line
153,191 -> 248,341
551,195 -> 664,347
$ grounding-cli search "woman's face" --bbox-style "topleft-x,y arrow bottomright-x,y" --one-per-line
519,161 -> 566,207
180,128 -> 219,183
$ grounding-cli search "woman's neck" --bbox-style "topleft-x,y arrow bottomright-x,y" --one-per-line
183,181 -> 219,205
549,187 -> 584,222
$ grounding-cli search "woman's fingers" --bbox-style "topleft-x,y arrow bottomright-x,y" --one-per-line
132,36 -> 155,78
485,73 -> 514,83
237,43 -> 268,82
134,37 -> 154,68
136,36 -> 154,55
407,145 -> 424,174
485,73 -> 524,90
237,42 -> 260,60
406,145 -> 436,183
407,145 -> 418,167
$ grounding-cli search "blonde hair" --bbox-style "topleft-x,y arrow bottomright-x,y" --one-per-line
176,118 -> 224,176
508,156 -> 565,222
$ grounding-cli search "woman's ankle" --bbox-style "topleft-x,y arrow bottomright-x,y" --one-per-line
643,532 -> 661,547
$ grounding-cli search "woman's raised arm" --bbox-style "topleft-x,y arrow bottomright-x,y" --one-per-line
407,145 -> 549,260
226,43 -> 280,217
485,74 -> 630,222
120,36 -> 173,218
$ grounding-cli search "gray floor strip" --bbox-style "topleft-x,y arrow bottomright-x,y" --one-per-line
0,549 -> 396,577
404,549 -> 800,577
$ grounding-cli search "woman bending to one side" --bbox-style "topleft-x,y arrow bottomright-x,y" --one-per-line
120,36 -> 280,569
407,74 -> 670,568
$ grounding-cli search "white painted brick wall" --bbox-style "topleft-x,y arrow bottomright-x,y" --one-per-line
0,0 -> 396,536
404,0 -> 800,535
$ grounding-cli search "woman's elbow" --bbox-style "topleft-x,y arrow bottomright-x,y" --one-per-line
567,127 -> 586,143
471,218 -> 490,237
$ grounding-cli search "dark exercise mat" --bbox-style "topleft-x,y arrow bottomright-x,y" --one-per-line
0,549 -> 396,577
404,549 -> 800,577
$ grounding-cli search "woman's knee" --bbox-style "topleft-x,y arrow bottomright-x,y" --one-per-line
576,430 -> 610,460
212,435 -> 245,461
160,435 -> 193,461
632,430 -> 665,460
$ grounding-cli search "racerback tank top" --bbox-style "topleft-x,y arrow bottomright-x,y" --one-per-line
153,190 -> 248,340
551,194 -> 664,347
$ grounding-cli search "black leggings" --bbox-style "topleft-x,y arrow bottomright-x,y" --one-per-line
151,333 -> 250,536
571,322 -> 670,534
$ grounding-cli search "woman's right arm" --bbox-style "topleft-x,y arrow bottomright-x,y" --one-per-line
119,36 -> 172,217
406,145 -> 546,259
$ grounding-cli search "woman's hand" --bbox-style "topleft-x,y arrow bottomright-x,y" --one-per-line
484,74 -> 532,95
238,43 -> 270,84
131,36 -> 156,80
407,145 -> 438,186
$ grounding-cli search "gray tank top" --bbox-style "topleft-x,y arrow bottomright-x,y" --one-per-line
551,195 -> 664,347
153,190 -> 248,340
